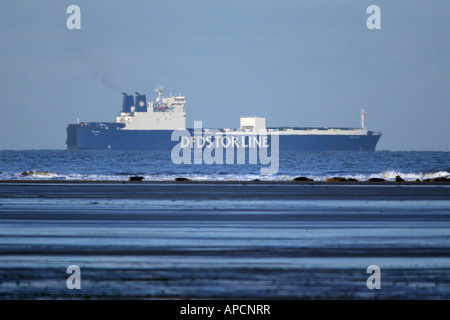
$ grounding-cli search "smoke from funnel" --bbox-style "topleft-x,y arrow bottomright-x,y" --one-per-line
66,36 -> 123,93
77,51 -> 122,93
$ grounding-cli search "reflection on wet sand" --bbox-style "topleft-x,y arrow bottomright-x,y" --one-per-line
0,182 -> 449,299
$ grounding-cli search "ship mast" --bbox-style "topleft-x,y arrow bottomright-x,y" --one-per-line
361,109 -> 365,129
155,86 -> 163,103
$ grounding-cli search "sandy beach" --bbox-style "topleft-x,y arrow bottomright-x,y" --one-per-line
0,181 -> 449,299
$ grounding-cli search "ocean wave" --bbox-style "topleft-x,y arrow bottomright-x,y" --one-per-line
0,170 -> 448,182
309,171 -> 449,182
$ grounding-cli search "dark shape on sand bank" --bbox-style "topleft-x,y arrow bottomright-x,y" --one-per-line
396,175 -> 405,182
21,170 -> 53,176
129,176 -> 144,181
424,177 -> 449,182
368,178 -> 386,182
325,177 -> 347,182
293,177 -> 314,182
175,177 -> 190,182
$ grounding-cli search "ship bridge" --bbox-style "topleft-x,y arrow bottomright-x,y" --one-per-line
116,89 -> 186,130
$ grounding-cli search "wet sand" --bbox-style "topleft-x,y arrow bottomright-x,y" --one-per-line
0,182 -> 449,299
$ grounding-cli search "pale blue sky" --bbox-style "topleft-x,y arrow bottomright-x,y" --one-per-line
0,0 -> 449,150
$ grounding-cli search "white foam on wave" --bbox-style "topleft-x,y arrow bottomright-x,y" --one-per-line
377,170 -> 449,181
308,171 -> 449,182
1,170 -> 448,182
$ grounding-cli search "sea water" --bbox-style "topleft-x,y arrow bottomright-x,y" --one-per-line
0,150 -> 448,181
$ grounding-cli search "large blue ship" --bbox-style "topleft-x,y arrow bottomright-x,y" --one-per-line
66,89 -> 381,151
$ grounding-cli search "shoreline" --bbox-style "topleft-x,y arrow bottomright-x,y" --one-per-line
1,180 -> 449,201
1,179 -> 450,185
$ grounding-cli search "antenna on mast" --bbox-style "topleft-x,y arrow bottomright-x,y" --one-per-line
155,85 -> 163,103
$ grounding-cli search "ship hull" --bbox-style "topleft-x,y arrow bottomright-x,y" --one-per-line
67,124 -> 381,151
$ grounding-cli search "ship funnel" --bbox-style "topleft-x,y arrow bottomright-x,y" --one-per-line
135,93 -> 147,112
122,94 -> 134,113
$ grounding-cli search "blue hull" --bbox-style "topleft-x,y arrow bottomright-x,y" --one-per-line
67,124 -> 381,151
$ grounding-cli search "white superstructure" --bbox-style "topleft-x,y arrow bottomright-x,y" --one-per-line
240,114 -> 369,136
114,88 -> 371,136
116,88 -> 186,130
